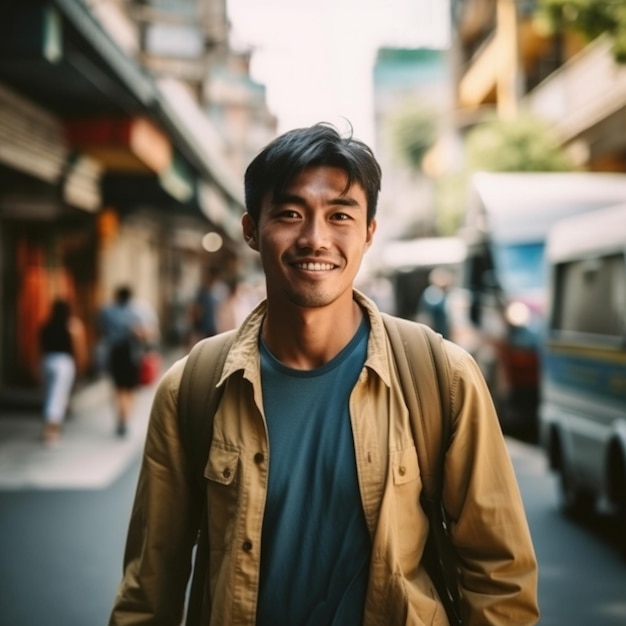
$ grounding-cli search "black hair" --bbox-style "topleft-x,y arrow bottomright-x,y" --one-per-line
114,286 -> 132,305
49,299 -> 70,325
244,122 -> 382,225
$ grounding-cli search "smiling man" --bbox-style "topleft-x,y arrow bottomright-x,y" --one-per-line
242,161 -> 376,367
109,123 -> 539,626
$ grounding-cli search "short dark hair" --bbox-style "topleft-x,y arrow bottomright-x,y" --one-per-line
244,122 -> 382,225
115,286 -> 132,305
50,299 -> 70,324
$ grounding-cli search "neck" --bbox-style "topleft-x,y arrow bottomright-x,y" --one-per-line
262,295 -> 363,370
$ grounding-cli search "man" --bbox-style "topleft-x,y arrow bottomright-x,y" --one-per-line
109,123 -> 539,625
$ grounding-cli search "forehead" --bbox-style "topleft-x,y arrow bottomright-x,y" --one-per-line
281,165 -> 364,199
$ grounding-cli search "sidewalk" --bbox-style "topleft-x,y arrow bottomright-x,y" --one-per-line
0,350 -> 185,491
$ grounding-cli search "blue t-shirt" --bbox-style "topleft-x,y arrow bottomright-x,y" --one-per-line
99,303 -> 143,346
257,319 -> 371,626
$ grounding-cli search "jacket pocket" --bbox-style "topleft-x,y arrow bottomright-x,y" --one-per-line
390,446 -> 427,562
204,441 -> 241,551
204,441 -> 239,485
392,445 -> 420,485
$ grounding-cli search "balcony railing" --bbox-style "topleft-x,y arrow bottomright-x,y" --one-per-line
524,35 -> 626,143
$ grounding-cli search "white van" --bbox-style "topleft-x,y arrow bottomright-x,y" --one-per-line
540,201 -> 626,538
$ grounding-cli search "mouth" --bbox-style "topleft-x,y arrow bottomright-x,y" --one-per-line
293,262 -> 336,271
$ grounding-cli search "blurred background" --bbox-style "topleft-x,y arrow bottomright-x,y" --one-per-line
1,0 -> 626,624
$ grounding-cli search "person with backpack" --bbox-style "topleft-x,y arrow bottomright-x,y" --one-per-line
109,123 -> 539,625
99,285 -> 152,437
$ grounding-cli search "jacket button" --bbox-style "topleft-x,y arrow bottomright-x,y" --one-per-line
222,468 -> 231,479
242,540 -> 253,552
398,465 -> 406,476
254,452 -> 264,464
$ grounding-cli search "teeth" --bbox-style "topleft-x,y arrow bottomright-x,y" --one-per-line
297,262 -> 334,271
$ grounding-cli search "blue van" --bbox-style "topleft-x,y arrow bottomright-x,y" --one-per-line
457,171 -> 626,436
539,201 -> 626,535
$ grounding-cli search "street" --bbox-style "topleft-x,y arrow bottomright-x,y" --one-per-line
508,438 -> 626,625
1,399 -> 625,625
2,3 -> 626,625
0,458 -> 140,625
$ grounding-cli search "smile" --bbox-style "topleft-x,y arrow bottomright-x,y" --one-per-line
294,262 -> 335,271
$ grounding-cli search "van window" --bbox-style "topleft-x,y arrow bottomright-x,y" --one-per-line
493,241 -> 545,293
552,253 -> 626,337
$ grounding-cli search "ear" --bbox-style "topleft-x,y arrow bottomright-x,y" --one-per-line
365,219 -> 377,249
241,213 -> 258,251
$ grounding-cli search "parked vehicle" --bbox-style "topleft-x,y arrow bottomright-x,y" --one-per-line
379,236 -> 467,322
539,201 -> 626,535
456,171 -> 626,436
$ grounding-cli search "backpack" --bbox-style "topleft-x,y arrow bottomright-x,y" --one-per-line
178,314 -> 462,626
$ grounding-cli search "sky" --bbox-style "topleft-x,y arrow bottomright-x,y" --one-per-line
226,0 -> 451,146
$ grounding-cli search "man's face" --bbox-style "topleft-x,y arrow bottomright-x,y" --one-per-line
242,165 -> 376,309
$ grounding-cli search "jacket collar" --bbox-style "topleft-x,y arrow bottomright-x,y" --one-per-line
218,289 -> 391,388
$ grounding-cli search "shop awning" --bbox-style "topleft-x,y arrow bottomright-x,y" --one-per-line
0,1 -> 245,219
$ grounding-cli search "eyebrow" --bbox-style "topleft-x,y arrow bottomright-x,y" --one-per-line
272,192 -> 362,209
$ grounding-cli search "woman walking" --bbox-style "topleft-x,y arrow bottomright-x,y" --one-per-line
38,298 -> 87,446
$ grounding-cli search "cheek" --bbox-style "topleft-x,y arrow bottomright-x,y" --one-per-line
256,235 -> 285,264
260,229 -> 294,251
348,237 -> 371,258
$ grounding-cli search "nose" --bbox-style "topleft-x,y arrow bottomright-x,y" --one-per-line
297,216 -> 330,250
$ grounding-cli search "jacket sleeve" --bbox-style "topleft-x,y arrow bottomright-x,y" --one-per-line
109,357 -> 201,626
442,342 -> 540,626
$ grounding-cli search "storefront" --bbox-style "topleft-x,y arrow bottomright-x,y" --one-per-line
0,1 -> 246,406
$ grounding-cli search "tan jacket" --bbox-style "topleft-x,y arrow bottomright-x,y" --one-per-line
110,291 -> 539,626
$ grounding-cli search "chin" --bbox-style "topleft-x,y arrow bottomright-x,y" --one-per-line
288,285 -> 349,309
291,294 -> 333,308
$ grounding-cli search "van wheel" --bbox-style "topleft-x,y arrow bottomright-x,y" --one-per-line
559,461 -> 594,520
607,448 -> 626,559
618,506 -> 626,562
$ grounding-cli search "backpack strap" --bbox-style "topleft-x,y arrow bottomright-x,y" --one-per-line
178,329 -> 236,626
382,313 -> 462,625
178,330 -> 237,490
381,313 -> 450,497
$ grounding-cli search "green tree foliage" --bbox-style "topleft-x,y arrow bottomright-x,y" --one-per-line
464,114 -> 578,172
538,0 -> 626,62
434,171 -> 469,236
388,104 -> 438,169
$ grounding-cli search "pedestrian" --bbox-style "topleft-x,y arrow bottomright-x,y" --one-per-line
417,266 -> 454,339
98,285 -> 150,437
215,275 -> 256,333
188,265 -> 225,344
37,298 -> 87,446
109,123 -> 539,625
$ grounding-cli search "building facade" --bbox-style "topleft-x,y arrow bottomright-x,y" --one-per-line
0,0 -> 275,406
452,0 -> 626,171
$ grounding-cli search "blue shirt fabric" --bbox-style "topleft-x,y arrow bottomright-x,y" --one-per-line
99,303 -> 143,346
257,319 -> 371,626
194,285 -> 221,337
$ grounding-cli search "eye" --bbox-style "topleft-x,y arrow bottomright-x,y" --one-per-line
273,207 -> 301,219
330,212 -> 352,221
